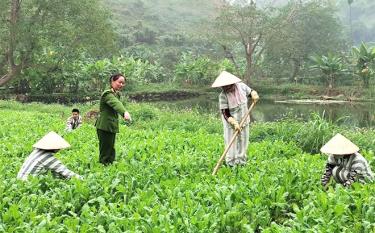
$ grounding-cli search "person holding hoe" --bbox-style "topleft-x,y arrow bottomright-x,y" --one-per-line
95,73 -> 131,165
211,71 -> 259,169
321,133 -> 374,188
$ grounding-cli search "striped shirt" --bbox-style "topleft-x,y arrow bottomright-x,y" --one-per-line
66,116 -> 82,132
321,152 -> 374,187
17,149 -> 82,181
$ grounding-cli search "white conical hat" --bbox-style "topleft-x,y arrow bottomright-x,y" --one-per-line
33,131 -> 71,150
320,133 -> 359,155
211,71 -> 242,88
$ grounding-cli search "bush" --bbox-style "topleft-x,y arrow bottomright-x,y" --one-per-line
127,104 -> 159,122
294,112 -> 338,154
250,113 -> 338,154
174,53 -> 234,85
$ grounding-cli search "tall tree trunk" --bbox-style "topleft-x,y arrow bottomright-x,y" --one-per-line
221,45 -> 241,77
362,75 -> 369,88
327,75 -> 334,95
244,42 -> 253,83
348,0 -> 353,45
290,59 -> 301,84
0,69 -> 20,86
0,0 -> 21,86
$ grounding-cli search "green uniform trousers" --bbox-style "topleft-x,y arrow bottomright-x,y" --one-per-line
97,129 -> 116,164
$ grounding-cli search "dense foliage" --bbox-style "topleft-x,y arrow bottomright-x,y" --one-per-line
1,101 -> 375,232
0,0 -> 117,87
1,0 -> 375,95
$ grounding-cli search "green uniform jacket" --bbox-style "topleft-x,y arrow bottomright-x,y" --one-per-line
95,89 -> 126,133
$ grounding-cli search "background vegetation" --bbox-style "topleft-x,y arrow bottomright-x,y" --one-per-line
0,0 -> 374,98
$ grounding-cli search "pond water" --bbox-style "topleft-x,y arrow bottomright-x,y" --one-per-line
145,95 -> 375,128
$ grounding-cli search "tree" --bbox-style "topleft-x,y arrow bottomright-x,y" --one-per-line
211,1 -> 297,83
310,53 -> 347,92
211,2 -> 270,82
0,0 -> 117,87
263,1 -> 345,84
352,42 -> 375,88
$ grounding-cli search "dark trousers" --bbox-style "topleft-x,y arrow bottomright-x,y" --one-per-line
97,129 -> 116,165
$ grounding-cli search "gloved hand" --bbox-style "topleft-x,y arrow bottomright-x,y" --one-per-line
74,174 -> 84,180
251,90 -> 259,103
343,181 -> 351,187
124,111 -> 132,121
361,68 -> 369,74
227,117 -> 241,131
321,181 -> 329,190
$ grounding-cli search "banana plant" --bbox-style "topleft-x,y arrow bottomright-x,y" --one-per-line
310,53 -> 347,91
352,42 -> 375,88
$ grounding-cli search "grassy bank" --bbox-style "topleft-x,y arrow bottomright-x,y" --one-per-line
1,100 -> 375,232
251,80 -> 375,101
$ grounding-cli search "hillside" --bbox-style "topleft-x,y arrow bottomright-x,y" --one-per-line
104,0 -> 375,48
103,0 -> 223,66
105,0 -> 222,43
256,0 -> 375,43
337,0 -> 375,43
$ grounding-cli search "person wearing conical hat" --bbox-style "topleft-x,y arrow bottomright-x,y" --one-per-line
320,133 -> 373,188
211,71 -> 259,166
17,132 -> 83,181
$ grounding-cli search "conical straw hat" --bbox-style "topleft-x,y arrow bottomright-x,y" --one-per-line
320,133 -> 359,155
211,71 -> 242,88
33,131 -> 71,150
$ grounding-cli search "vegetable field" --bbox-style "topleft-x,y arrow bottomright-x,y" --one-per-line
1,101 -> 375,232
